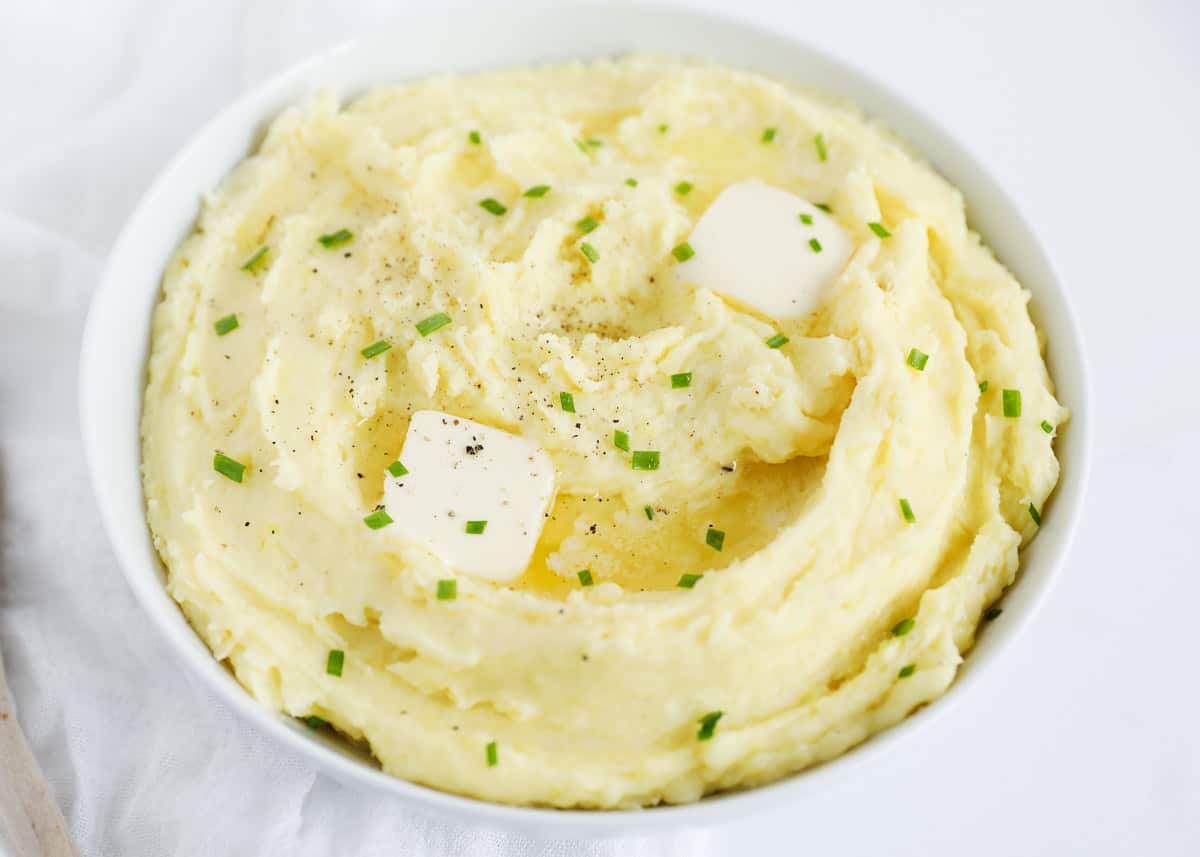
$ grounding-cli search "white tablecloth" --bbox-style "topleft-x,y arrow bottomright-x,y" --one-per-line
2,1 -> 1198,855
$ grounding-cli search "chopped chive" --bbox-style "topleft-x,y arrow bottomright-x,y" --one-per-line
1040,420 -> 1054,434
326,649 -> 344,677
898,664 -> 916,679
213,451 -> 245,483
672,242 -> 695,262
575,138 -> 590,155
892,618 -> 915,637
465,520 -> 487,535
1002,389 -> 1022,418
765,333 -> 790,349
984,606 -> 1003,621
523,184 -> 551,198
214,314 -> 239,336
814,132 -> 828,161
478,198 -> 507,216
437,579 -> 457,600
360,340 -> 392,359
559,392 -> 576,413
868,221 -> 892,238
899,498 -> 916,523
1028,503 -> 1041,526
241,246 -> 268,272
670,372 -> 692,389
658,124 -> 669,134
677,573 -> 703,589
674,181 -> 694,196
631,450 -> 660,471
705,528 -> 725,551
580,242 -> 599,263
577,569 -> 594,587
697,711 -> 723,741
468,130 -> 481,145
799,213 -> 814,225
809,237 -> 823,253
387,460 -> 408,478
576,216 -> 599,234
415,312 -> 451,336
979,380 -> 989,393
906,348 -> 929,371
304,715 -> 327,729
625,178 -> 638,187
363,509 -> 393,529
814,202 -> 832,213
761,127 -> 777,143
318,229 -> 354,248
486,741 -> 498,767
614,429 -> 630,451
585,138 -> 603,148
644,505 -> 655,520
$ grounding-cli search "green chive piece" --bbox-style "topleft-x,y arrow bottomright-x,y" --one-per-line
415,312 -> 451,336
465,520 -> 487,535
241,246 -> 268,272
1041,420 -> 1054,434
614,429 -> 630,451
898,664 -> 916,679
326,650 -> 344,677
670,372 -> 692,389
625,178 -> 638,187
468,130 -> 481,145
672,242 -> 695,262
906,348 -> 929,371
585,138 -> 603,149
304,715 -> 327,729
318,229 -> 354,248
814,133 -> 828,161
766,333 -> 790,349
799,213 -> 814,225
814,203 -> 832,213
580,242 -> 599,263
524,184 -> 551,198
697,711 -> 723,741
559,392 -> 576,413
899,498 -> 916,523
631,450 -> 660,471
868,221 -> 892,238
577,569 -> 594,587
437,579 -> 457,600
761,127 -> 777,143
575,138 -> 589,155
363,509 -> 393,529
984,606 -> 1003,621
705,528 -> 725,551
486,741 -> 498,767
658,124 -> 669,134
360,340 -> 392,359
979,380 -> 989,393
1002,389 -> 1022,418
479,198 -> 507,216
1028,503 -> 1041,526
214,314 -> 239,336
577,216 -> 599,234
644,505 -> 655,520
213,451 -> 245,483
677,573 -> 703,589
674,181 -> 694,196
809,237 -> 823,253
892,618 -> 916,637
387,461 -> 408,478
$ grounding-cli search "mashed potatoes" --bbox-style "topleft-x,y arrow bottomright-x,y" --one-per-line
142,55 -> 1065,808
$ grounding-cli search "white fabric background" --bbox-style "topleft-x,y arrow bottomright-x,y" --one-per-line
2,0 -> 1198,855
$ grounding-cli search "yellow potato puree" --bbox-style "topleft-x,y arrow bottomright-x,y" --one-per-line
142,55 -> 1066,808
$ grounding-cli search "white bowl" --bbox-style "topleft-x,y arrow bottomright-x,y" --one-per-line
80,2 -> 1091,838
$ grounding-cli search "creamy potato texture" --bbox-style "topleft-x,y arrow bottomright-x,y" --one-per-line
142,56 -> 1066,808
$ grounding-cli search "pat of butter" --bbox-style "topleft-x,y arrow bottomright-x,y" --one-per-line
677,180 -> 854,319
383,411 -> 556,581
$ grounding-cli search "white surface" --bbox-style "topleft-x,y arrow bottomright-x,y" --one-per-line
678,181 -> 853,319
384,411 -> 556,582
0,0 -> 1196,854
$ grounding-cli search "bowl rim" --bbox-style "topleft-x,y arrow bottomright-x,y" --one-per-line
79,1 -> 1092,837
